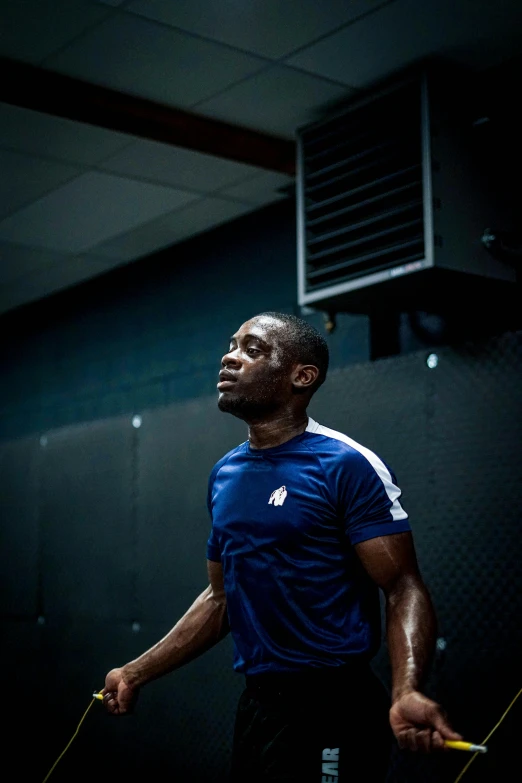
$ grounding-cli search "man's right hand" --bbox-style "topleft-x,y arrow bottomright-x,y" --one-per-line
102,667 -> 139,715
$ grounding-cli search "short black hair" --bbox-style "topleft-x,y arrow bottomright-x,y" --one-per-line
254,311 -> 329,394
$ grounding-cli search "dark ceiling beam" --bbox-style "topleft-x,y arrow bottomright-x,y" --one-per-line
0,56 -> 296,175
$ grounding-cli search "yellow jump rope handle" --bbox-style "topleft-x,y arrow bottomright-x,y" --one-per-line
445,740 -> 487,754
92,692 -> 104,701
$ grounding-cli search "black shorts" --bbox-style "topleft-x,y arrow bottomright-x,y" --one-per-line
229,662 -> 392,783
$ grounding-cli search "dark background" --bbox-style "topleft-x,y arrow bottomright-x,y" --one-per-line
2,59 -> 522,783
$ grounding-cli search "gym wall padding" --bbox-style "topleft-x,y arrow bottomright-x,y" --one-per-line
39,419 -> 135,622
1,329 -> 521,782
311,331 -> 522,783
0,435 -> 39,616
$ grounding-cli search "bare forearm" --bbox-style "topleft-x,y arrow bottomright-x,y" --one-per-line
123,586 -> 229,688
386,576 -> 437,703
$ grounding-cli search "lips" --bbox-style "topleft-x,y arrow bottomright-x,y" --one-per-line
217,370 -> 237,390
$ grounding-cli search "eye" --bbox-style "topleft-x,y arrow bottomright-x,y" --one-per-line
246,347 -> 260,355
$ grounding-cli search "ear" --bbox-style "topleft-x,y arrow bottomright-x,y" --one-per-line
291,364 -> 319,391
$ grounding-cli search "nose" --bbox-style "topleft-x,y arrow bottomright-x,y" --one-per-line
221,346 -> 241,368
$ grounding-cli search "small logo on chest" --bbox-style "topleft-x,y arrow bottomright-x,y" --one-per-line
268,485 -> 287,506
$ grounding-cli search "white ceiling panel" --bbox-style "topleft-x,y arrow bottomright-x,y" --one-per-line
91,196 -> 255,260
127,0 -> 386,59
218,171 -> 293,206
44,13 -> 267,109
286,0 -> 522,88
0,149 -> 80,220
0,172 -> 199,253
99,139 -> 263,191
0,0 -> 111,65
0,103 -> 133,166
193,65 -> 353,139
0,242 -> 73,286
150,196 -> 258,246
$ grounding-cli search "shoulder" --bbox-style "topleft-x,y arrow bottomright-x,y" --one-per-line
306,418 -> 379,464
305,418 -> 395,481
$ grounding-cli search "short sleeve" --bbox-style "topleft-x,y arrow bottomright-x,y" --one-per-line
206,463 -> 222,562
338,449 -> 411,545
206,527 -> 221,563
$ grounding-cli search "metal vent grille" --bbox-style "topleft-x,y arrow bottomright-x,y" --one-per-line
297,76 -> 426,301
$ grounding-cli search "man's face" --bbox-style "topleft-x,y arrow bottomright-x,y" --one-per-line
217,316 -> 295,420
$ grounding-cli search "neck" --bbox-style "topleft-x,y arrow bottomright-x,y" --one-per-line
247,410 -> 309,449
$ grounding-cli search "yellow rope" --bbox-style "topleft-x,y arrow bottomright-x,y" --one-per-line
452,687 -> 522,783
41,698 -> 96,783
40,686 -> 521,783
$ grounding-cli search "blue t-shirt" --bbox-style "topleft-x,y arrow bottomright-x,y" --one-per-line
206,417 -> 411,676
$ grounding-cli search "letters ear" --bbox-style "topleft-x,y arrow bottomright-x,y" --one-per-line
322,748 -> 339,761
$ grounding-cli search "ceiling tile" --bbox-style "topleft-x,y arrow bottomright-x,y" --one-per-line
0,255 -> 123,315
152,196 -> 256,245
126,0 -> 385,59
0,288 -> 36,316
0,285 -> 47,316
194,65 -> 353,138
0,0 -> 111,64
218,171 -> 294,205
0,242 -> 71,285
0,172 -> 199,254
92,196 -> 255,260
99,139 -> 263,191
44,13 -> 267,108
75,253 -> 129,269
0,149 -> 80,220
286,0 -> 522,88
0,103 -> 134,166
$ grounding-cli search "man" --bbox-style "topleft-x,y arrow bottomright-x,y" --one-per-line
103,312 -> 461,781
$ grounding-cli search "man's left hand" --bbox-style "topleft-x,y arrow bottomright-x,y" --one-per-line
389,690 -> 462,752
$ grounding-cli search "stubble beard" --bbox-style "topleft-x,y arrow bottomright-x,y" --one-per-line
217,391 -> 280,421
217,371 -> 288,421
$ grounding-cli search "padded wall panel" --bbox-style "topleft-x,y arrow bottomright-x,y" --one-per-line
426,332 -> 522,783
310,332 -> 522,783
2,620 -> 46,781
430,332 -> 522,638
130,633 -> 241,782
39,417 -> 134,621
29,617 -> 240,783
135,400 -> 245,620
35,619 -> 147,782
0,436 -> 40,615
